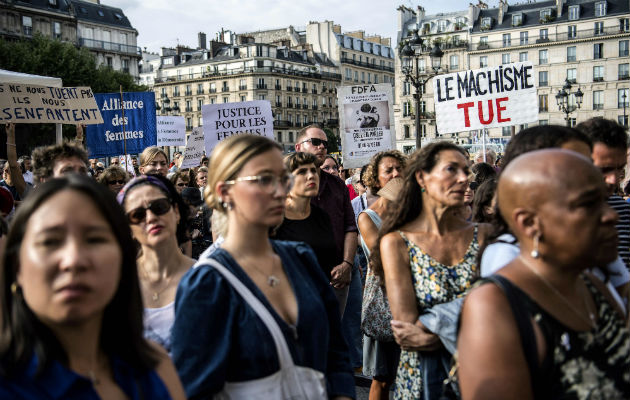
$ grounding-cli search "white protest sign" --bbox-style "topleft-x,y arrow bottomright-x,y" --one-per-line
156,116 -> 186,146
202,100 -> 273,154
433,61 -> 537,134
0,83 -> 103,124
180,127 -> 205,169
338,84 -> 395,168
118,154 -> 136,176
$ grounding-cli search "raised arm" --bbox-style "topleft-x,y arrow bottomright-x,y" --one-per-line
5,124 -> 26,198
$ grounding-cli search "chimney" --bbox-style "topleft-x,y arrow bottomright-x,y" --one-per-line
497,0 -> 508,24
198,32 -> 207,49
556,0 -> 564,17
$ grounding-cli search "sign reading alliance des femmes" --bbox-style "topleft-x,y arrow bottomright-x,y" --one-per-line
433,61 -> 538,134
0,83 -> 103,124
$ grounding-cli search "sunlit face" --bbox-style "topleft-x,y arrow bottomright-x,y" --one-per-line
418,150 -> 470,208
295,128 -> 328,166
196,171 -> 208,188
377,156 -> 403,189
17,190 -> 122,326
123,185 -> 179,248
140,154 -> 168,176
591,143 -> 626,196
110,157 -> 120,166
321,158 -> 339,177
52,157 -> 89,178
106,175 -> 126,194
291,163 -> 319,198
174,178 -> 189,194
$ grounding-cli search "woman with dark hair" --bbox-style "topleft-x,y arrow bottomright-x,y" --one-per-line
118,175 -> 195,354
471,179 -> 497,224
373,142 -> 491,399
0,175 -> 184,399
169,170 -> 190,194
321,155 -> 340,178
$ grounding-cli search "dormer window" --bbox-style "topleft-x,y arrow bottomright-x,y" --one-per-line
512,14 -> 522,26
438,20 -> 447,32
481,17 -> 491,30
595,1 -> 607,17
568,5 -> 580,20
97,10 -> 104,17
114,12 -> 123,20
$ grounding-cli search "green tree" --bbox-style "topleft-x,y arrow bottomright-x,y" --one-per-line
323,127 -> 340,153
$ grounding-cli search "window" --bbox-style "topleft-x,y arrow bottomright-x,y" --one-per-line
106,57 -> 113,67
594,43 -> 604,59
620,64 -> 629,79
417,58 -> 425,73
354,71 -> 358,82
621,18 -> 630,32
481,17 -> 491,30
595,21 -> 604,35
568,5 -> 580,20
568,118 -> 576,127
502,53 -> 510,64
502,34 -> 511,47
22,16 -> 32,36
539,29 -> 548,40
277,132 -> 283,143
186,118 -> 192,130
450,55 -> 459,70
438,20 -> 447,32
288,132 -> 294,142
52,22 -> 61,39
97,10 -> 105,17
520,31 -> 528,45
539,119 -> 549,126
539,49 -> 548,64
223,97 -> 229,103
210,97 -> 216,104
567,68 -> 577,83
539,94 -> 548,112
595,1 -> 606,17
594,65 -> 605,81
539,71 -> 548,86
568,25 -> 577,39
403,81 -> 410,96
404,125 -> 410,139
345,68 -> 351,80
480,56 -> 488,68
361,71 -> 365,83
519,52 -> 528,62
593,91 -> 604,110
540,9 -> 552,20
122,59 -> 129,74
512,14 -> 522,26
403,102 -> 411,117
502,126 -> 512,136
480,36 -> 488,46
567,46 -> 576,62
620,40 -> 629,57
619,115 -> 629,127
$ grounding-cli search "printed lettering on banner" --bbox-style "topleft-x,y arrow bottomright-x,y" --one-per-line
0,83 -> 103,124
201,100 -> 273,154
180,127 -> 205,169
156,116 -> 186,146
433,61 -> 538,134
338,84 -> 395,169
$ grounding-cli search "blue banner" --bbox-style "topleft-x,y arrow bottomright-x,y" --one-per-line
86,92 -> 156,158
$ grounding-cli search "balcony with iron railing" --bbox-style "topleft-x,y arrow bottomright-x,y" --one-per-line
340,57 -> 395,73
275,102 -> 283,107
79,38 -> 141,56
197,89 -> 204,94
154,67 -> 342,85
185,90 -> 192,96
239,85 -> 247,90
222,86 -> 229,92
185,107 -> 193,112
274,120 -> 293,128
257,84 -> 268,89
301,87 -> 308,93
275,85 -> 282,90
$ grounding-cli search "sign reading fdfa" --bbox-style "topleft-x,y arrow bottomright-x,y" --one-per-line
338,83 -> 395,169
156,116 -> 186,146
0,83 -> 103,124
201,100 -> 273,154
433,61 -> 538,134
86,92 -> 157,158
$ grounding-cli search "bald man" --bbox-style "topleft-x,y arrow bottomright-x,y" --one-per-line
458,149 -> 626,400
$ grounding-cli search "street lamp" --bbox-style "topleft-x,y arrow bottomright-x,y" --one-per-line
555,79 -> 583,126
400,30 -> 443,150
157,95 -> 180,116
623,91 -> 628,127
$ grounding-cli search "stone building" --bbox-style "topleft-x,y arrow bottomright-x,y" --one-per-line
0,0 -> 77,44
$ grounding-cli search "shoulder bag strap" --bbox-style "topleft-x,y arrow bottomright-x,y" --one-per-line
204,258 -> 294,369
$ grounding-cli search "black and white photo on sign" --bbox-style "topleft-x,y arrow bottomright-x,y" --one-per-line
343,100 -> 389,130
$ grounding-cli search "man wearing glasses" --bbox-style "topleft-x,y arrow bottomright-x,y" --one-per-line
295,124 -> 358,316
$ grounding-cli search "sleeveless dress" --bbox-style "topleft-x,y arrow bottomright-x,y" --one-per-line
395,225 -> 479,399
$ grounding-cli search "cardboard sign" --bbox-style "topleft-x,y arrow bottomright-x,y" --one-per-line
0,83 -> 103,124
86,92 -> 156,158
433,61 -> 538,134
201,100 -> 273,154
338,84 -> 395,168
180,127 -> 205,169
156,116 -> 186,146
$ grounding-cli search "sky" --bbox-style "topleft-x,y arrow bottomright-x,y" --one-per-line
105,0 -> 500,53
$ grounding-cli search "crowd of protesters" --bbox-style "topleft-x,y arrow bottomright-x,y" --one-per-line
0,118 -> 628,400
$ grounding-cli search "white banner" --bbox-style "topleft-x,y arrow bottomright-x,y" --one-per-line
433,61 -> 538,134
156,116 -> 186,146
338,84 -> 395,168
0,83 -> 103,125
202,100 -> 273,154
180,127 -> 205,169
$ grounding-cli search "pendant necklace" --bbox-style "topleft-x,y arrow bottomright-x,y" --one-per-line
248,258 -> 281,287
140,267 -> 174,301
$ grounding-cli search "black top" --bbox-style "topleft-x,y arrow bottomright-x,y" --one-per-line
274,205 -> 341,279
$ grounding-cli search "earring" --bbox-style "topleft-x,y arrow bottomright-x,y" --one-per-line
421,187 -> 426,193
222,201 -> 233,211
531,233 -> 540,259
10,282 -> 18,295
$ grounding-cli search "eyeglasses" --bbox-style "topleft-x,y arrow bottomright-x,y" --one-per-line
225,173 -> 294,194
468,181 -> 479,191
126,198 -> 172,224
108,179 -> 126,185
176,182 -> 187,187
299,138 -> 328,148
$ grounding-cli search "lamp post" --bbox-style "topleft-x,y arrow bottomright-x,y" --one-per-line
623,91 -> 628,127
555,79 -> 583,127
155,95 -> 180,116
400,30 -> 443,150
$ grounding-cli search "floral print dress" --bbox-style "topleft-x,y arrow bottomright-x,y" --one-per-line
394,226 -> 479,400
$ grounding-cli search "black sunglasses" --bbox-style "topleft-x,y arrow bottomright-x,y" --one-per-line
126,198 -> 172,224
108,179 -> 126,185
301,138 -> 328,148
469,181 -> 479,190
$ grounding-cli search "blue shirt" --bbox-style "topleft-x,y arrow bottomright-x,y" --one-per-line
171,240 -> 356,399
0,355 -> 171,400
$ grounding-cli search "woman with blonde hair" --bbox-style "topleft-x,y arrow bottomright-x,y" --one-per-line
171,135 -> 354,399
139,147 -> 169,177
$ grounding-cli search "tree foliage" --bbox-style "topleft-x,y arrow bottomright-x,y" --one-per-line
323,127 -> 340,153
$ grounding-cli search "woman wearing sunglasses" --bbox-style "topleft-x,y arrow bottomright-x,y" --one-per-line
171,134 -> 355,399
169,171 -> 190,195
97,165 -> 129,194
117,175 -> 195,355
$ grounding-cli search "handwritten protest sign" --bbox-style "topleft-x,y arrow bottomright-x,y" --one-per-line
180,128 -> 205,169
156,116 -> 186,146
0,83 -> 102,124
202,100 -> 273,154
117,154 -> 136,176
433,61 -> 538,134
338,84 -> 395,168
86,92 -> 156,158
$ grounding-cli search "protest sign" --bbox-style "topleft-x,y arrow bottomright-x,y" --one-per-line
0,83 -> 102,124
201,100 -> 273,154
118,154 -> 136,176
433,61 -> 538,134
86,92 -> 156,158
338,84 -> 395,168
156,116 -> 186,146
180,127 -> 205,169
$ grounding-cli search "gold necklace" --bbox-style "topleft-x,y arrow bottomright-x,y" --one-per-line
140,267 -> 174,301
518,256 -> 597,330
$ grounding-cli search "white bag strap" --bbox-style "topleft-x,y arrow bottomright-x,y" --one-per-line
205,258 -> 295,369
